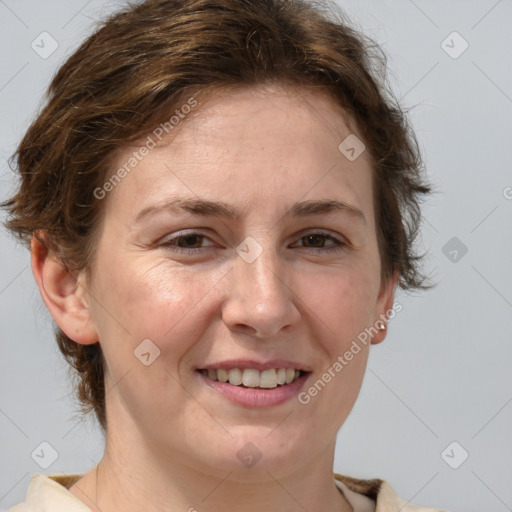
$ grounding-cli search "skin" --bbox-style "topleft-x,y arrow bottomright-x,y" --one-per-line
32,84 -> 398,512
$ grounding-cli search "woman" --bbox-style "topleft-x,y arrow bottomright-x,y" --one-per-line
3,0 -> 444,510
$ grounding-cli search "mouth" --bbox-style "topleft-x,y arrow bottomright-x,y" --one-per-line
195,363 -> 311,407
197,367 -> 307,389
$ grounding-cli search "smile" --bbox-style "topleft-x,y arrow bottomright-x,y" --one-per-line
198,368 -> 305,388
196,364 -> 311,407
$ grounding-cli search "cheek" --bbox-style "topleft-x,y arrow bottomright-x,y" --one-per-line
88,259 -> 226,423
300,263 -> 379,347
296,265 -> 377,413
90,256 -> 224,362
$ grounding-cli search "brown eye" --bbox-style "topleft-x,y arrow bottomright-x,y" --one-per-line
291,232 -> 346,254
301,234 -> 330,248
160,231 -> 216,254
175,234 -> 205,248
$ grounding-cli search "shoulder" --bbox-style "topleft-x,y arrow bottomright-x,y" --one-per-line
6,474 -> 89,512
334,473 -> 449,512
6,505 -> 30,512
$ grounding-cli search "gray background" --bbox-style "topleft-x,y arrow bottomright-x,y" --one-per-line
1,1 -> 511,510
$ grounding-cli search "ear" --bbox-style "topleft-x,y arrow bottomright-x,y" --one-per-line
370,270 -> 399,345
31,233 -> 98,345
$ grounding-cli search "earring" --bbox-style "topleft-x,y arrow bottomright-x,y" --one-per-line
377,320 -> 386,331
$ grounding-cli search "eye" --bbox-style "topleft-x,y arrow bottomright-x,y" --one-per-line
291,232 -> 346,253
158,230 -> 346,256
160,231 -> 217,254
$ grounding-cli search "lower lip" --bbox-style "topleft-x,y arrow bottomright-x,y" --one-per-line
197,372 -> 310,407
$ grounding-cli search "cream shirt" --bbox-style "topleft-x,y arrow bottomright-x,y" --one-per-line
7,473 -> 447,511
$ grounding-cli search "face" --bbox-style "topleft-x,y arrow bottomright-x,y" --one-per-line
78,85 -> 396,478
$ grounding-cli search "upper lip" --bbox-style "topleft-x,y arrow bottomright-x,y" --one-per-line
197,359 -> 311,372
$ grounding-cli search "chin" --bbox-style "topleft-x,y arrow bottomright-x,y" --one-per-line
197,429 -> 309,479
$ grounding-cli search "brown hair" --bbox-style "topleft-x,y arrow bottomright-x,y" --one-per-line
2,0 -> 432,432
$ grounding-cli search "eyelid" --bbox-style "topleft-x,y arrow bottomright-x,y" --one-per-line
158,229 -> 218,247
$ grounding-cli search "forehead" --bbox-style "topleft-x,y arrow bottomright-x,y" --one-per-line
176,84 -> 362,157
102,84 -> 374,224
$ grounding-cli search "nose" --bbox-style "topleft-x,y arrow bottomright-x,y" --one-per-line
221,245 -> 301,339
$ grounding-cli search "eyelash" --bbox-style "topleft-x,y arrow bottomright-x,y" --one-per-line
159,230 -> 347,255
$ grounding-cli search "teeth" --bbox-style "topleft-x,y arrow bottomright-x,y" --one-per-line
242,369 -> 260,388
260,369 -> 277,388
217,369 -> 229,383
228,368 -> 242,385
202,367 -> 303,388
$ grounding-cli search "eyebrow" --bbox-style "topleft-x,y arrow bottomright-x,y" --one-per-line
134,197 -> 366,225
